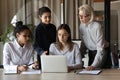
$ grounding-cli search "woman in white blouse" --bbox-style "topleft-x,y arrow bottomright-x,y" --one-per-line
78,4 -> 105,70
49,24 -> 82,71
3,21 -> 38,73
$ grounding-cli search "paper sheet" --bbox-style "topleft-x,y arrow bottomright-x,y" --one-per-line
4,66 -> 17,74
4,70 -> 17,74
78,70 -> 102,75
21,69 -> 41,74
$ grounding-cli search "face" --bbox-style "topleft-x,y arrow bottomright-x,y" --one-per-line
79,11 -> 90,24
16,29 -> 30,46
58,29 -> 69,44
40,12 -> 51,24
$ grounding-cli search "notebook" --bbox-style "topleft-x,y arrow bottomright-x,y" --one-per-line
4,66 -> 17,75
78,70 -> 102,75
21,69 -> 41,74
41,55 -> 68,73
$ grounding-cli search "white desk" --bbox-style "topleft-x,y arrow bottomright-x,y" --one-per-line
0,69 -> 120,80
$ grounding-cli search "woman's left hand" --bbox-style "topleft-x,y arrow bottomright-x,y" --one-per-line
32,61 -> 39,69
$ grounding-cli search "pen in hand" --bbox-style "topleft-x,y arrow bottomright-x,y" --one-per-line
26,61 -> 39,69
27,63 -> 34,66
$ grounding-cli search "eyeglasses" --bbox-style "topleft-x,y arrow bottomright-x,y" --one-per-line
78,14 -> 90,19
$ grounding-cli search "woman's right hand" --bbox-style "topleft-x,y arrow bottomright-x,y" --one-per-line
85,66 -> 95,70
17,65 -> 28,73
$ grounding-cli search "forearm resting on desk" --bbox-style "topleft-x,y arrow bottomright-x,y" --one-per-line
68,64 -> 83,70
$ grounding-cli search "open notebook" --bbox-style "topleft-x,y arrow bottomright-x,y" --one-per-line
78,70 -> 102,75
41,55 -> 68,73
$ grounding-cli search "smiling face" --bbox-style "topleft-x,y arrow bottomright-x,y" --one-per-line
40,12 -> 51,24
58,29 -> 69,44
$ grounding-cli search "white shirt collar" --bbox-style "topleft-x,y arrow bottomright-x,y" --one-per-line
14,39 -> 26,49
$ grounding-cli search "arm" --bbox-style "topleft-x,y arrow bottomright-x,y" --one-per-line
69,43 -> 83,69
91,23 -> 105,68
33,27 -> 44,55
3,43 -> 18,72
28,48 -> 34,69
74,43 -> 83,69
49,43 -> 55,55
79,25 -> 87,58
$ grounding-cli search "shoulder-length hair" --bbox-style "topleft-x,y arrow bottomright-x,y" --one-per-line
78,4 -> 94,22
55,24 -> 74,51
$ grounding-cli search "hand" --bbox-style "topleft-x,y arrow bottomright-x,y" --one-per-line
85,66 -> 95,70
32,61 -> 39,69
17,65 -> 28,73
67,66 -> 75,72
42,51 -> 48,55
67,66 -> 71,72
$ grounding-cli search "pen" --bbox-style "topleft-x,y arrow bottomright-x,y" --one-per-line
27,63 -> 34,66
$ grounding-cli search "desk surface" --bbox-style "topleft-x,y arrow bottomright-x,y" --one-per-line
0,69 -> 120,80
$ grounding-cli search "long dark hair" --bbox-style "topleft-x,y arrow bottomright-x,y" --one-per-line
55,24 -> 73,51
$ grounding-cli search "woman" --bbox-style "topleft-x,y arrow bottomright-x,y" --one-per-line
49,24 -> 82,71
78,4 -> 105,70
3,21 -> 38,73
33,7 -> 56,69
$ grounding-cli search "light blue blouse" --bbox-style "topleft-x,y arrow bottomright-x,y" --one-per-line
80,21 -> 104,67
49,43 -> 82,69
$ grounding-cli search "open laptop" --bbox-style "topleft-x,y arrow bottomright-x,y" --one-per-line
41,55 -> 68,73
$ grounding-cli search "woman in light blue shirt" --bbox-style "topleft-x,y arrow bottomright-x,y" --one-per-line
3,21 -> 38,73
78,4 -> 105,70
49,24 -> 82,71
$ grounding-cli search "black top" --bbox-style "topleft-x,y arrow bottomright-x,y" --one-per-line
33,22 -> 56,69
33,22 -> 56,55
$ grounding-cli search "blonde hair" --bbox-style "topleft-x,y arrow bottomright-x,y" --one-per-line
78,4 -> 94,22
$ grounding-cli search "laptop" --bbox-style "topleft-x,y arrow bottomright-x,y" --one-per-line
41,55 -> 68,73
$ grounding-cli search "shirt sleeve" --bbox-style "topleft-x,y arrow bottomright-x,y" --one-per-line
69,43 -> 83,69
91,23 -> 105,67
3,43 -> 18,72
74,44 -> 83,68
79,25 -> 87,58
33,27 -> 44,55
28,48 -> 34,69
49,43 -> 55,55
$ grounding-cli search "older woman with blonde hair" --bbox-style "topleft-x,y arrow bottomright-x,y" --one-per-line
78,4 -> 105,70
